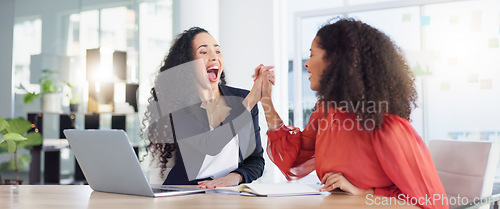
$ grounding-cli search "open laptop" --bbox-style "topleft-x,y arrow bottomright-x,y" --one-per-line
63,129 -> 205,197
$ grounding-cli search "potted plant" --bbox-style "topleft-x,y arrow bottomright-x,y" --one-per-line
0,116 -> 43,185
24,69 -> 72,113
69,90 -> 80,113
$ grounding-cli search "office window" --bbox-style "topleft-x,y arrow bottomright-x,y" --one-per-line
101,7 -> 129,51
138,0 -> 173,114
347,0 -> 402,6
12,19 -> 42,94
419,1 -> 500,143
10,0 -> 173,183
66,14 -> 81,57
79,10 -> 100,53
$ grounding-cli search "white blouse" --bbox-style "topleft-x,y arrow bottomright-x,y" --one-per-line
196,126 -> 239,180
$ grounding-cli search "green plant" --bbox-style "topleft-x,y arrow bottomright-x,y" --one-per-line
69,93 -> 80,105
24,69 -> 72,104
0,116 -> 43,182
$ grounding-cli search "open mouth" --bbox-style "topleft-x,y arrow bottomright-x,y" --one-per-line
207,64 -> 219,82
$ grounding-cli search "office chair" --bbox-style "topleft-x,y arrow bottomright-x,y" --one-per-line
429,139 -> 500,209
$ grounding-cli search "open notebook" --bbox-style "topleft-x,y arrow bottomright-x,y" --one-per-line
208,183 -> 324,197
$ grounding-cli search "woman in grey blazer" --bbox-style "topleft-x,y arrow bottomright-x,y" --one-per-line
144,27 -> 272,189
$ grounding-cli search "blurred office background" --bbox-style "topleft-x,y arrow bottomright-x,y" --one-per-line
0,0 -> 499,186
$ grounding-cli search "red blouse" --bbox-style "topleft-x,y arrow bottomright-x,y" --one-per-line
267,103 -> 447,209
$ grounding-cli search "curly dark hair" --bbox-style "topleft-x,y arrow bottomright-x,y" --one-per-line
316,18 -> 417,130
145,27 -> 226,177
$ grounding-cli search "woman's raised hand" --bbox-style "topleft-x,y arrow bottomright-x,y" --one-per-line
252,64 -> 275,85
244,64 -> 274,111
251,64 -> 275,100
261,68 -> 274,99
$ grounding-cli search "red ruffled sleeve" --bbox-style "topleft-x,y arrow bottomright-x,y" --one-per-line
266,103 -> 324,180
373,115 -> 447,209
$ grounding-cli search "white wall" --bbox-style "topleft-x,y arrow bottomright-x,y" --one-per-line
219,0 -> 288,183
173,0 -> 219,40
219,1 -> 275,89
0,0 -> 15,119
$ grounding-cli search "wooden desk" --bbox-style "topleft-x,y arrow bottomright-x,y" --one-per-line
0,185 -> 418,209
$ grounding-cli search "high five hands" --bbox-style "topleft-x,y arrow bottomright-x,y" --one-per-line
253,64 -> 275,99
245,64 -> 275,109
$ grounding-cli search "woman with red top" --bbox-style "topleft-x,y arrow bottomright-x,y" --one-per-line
257,18 -> 447,208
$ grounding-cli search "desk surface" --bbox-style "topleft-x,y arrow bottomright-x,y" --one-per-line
0,185 -> 418,209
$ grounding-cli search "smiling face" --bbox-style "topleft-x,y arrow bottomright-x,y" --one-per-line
304,36 -> 330,91
192,32 -> 224,89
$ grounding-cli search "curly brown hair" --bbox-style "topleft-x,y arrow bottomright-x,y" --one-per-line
316,18 -> 417,130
